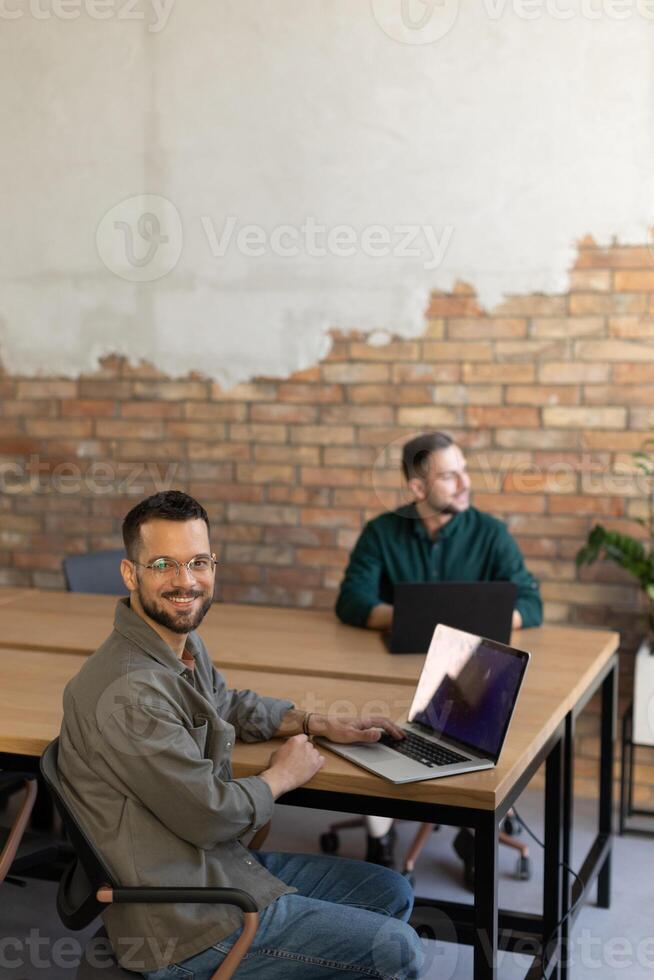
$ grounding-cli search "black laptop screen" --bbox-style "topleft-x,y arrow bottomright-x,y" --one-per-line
407,625 -> 529,762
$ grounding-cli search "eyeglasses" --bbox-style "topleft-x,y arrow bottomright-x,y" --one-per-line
131,554 -> 218,578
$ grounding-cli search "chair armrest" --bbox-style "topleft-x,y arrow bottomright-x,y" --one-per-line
96,885 -> 257,913
96,886 -> 258,980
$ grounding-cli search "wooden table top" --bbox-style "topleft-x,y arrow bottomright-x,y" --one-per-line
0,625 -> 618,809
0,588 -> 619,689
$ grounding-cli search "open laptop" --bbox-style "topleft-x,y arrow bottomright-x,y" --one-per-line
385,581 -> 518,653
319,623 -> 530,784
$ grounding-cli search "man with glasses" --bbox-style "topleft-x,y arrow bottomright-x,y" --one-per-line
57,490 -> 423,979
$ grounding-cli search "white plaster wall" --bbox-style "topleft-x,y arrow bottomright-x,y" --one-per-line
1,0 -> 653,384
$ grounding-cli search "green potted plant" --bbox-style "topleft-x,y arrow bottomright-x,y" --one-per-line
576,445 -> 654,635
576,441 -> 654,751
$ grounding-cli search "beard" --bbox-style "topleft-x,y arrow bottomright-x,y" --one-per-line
138,584 -> 213,634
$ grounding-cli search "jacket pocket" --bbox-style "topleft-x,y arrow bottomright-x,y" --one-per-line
188,719 -> 209,756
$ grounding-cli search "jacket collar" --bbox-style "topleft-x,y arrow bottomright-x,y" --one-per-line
113,597 -> 203,674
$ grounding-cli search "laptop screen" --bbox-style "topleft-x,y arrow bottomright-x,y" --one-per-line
407,624 -> 529,762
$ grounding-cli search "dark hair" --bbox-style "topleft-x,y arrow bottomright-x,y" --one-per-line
122,491 -> 210,559
401,432 -> 454,481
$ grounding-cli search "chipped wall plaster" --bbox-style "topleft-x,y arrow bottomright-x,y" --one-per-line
0,0 -> 653,385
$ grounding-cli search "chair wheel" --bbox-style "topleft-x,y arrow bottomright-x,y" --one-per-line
516,855 -> 531,880
320,831 -> 339,854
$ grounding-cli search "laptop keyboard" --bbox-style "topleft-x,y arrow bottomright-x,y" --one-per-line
379,732 -> 468,768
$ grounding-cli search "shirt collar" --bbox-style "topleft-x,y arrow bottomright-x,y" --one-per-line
113,597 -> 203,675
409,503 -> 466,541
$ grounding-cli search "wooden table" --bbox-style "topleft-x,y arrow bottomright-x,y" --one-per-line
0,621 -> 619,979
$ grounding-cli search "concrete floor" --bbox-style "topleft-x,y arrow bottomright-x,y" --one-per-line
1,789 -> 652,979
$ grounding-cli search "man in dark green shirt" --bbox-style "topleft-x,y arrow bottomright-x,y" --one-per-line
336,431 -> 542,631
335,431 -> 542,868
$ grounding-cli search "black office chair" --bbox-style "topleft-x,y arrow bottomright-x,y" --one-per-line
0,772 -> 67,886
62,550 -> 127,595
40,739 -> 260,980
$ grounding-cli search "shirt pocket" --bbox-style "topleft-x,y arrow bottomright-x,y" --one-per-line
188,718 -> 209,757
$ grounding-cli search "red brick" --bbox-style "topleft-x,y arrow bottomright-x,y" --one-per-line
61,400 -> 115,418
569,270 -> 612,291
503,470 -> 577,494
583,384 -> 654,406
302,467 -> 367,487
495,295 -> 566,316
614,270 -> 654,291
211,382 -> 277,402
267,567 -> 323,589
322,363 -> 390,383
230,424 -> 288,443
301,507 -> 362,528
96,420 -> 164,439
133,380 -> 209,401
514,536 -> 558,558
185,402 -> 247,421
79,380 -> 133,399
253,445 -> 320,464
1,399 -> 59,418
16,380 -> 77,399
543,406 -> 626,429
575,340 -> 654,362
467,407 -> 540,428
236,464 -> 294,484
539,363 -> 609,383
224,543 -> 294,566
506,386 -> 579,406
290,425 -> 355,445
495,430 -> 578,450
574,246 -> 653,269
188,442 -> 251,462
608,316 -> 654,339
296,548 -> 348,568
474,492 -> 546,514
426,293 -> 483,317
264,526 -> 335,547
422,341 -> 493,362
580,431 -> 650,451
25,419 -> 93,438
548,495 -> 624,516
322,405 -> 394,425
226,503 -> 298,525
277,384 -> 343,404
166,421 -> 226,440
117,441 -> 186,461
396,407 -> 460,427
349,341 -> 421,362
612,364 -> 654,383
447,318 -> 526,340
508,515 -> 589,537
569,293 -> 648,315
0,437 -> 41,454
530,317 -> 605,339
218,564 -> 264,585
323,447 -> 377,467
286,366 -> 321,383
120,401 -> 183,419
464,364 -> 535,383
392,363 -> 460,383
187,484 -> 263,504
251,404 -> 317,423
356,426 -> 413,447
268,486 -> 330,505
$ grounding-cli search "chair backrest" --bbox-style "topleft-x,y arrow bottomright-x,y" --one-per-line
62,551 -> 126,595
40,739 -> 116,929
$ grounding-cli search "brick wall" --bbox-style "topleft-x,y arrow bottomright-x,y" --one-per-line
2,235 -> 654,803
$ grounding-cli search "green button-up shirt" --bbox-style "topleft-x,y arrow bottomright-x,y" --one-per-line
58,599 -> 295,973
335,504 -> 542,630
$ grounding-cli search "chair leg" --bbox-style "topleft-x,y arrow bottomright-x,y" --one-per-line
0,779 -> 37,883
403,822 -> 435,872
213,912 -> 259,980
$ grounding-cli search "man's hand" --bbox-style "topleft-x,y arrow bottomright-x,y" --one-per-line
366,603 -> 393,630
260,734 -> 325,799
311,715 -> 405,745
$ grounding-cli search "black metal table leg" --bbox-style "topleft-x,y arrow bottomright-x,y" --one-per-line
597,662 -> 616,908
543,735 -> 564,979
560,713 -> 574,980
474,811 -> 498,980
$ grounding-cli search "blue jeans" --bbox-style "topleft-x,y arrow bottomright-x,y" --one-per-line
142,851 -> 425,979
